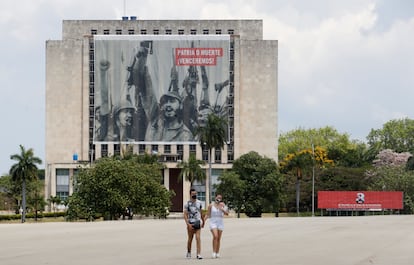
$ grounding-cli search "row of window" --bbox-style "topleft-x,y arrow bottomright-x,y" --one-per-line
91,28 -> 235,35
97,143 -> 233,163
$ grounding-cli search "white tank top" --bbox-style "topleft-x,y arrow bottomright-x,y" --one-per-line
210,204 -> 224,219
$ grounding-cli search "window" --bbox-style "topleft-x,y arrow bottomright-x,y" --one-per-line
153,29 -> 159,35
141,29 -> 147,35
116,29 -> 122,35
190,29 -> 197,35
227,97 -> 234,107
152,145 -> 158,154
178,29 -> 184,35
101,144 -> 108,157
56,169 -> 69,201
128,29 -> 135,35
89,95 -> 94,105
228,29 -> 234,35
203,29 -> 209,35
91,29 -> 97,35
139,144 -> 146,154
89,117 -> 93,128
164,145 -> 171,154
197,191 -> 206,203
73,169 -> 79,192
89,62 -> 94,72
89,106 -> 94,117
202,145 -> 208,161
215,29 -> 222,35
89,72 -> 94,83
114,144 -> 120,156
165,29 -> 172,35
89,144 -> 96,161
227,153 -> 234,162
211,169 -> 223,192
177,145 -> 184,161
103,29 -> 110,35
215,149 -> 222,163
190,144 -> 196,156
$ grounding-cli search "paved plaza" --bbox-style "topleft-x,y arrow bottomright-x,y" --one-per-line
0,215 -> 413,265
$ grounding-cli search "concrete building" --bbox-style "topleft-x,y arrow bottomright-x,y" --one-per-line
45,18 -> 278,211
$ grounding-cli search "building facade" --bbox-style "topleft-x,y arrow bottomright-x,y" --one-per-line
45,19 -> 278,211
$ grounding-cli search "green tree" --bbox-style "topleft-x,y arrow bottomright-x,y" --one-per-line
0,175 -> 17,212
229,151 -> 282,217
215,171 -> 245,217
67,155 -> 173,220
278,126 -> 368,166
9,145 -> 42,222
367,118 -> 414,157
280,146 -> 333,215
177,153 -> 206,188
195,113 -> 227,204
367,166 -> 414,214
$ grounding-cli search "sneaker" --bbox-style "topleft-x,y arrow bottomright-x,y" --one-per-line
186,252 -> 191,259
197,254 -> 203,260
216,253 -> 220,258
212,252 -> 217,258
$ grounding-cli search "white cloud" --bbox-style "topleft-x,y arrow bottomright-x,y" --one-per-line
1,0 -> 414,173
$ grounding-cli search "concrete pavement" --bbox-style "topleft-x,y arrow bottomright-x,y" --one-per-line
0,215 -> 413,265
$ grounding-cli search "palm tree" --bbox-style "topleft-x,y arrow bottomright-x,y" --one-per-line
10,145 -> 42,222
194,113 -> 227,205
177,153 -> 206,188
48,195 -> 62,217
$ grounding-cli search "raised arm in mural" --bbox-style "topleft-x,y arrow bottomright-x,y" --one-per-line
197,65 -> 230,128
125,41 -> 158,141
95,59 -> 111,141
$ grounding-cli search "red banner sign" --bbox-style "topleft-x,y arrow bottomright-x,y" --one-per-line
318,191 -> 403,210
175,48 -> 224,66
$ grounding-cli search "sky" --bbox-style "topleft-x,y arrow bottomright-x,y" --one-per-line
1,0 -> 413,175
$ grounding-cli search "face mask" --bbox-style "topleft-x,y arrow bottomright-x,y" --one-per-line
191,195 -> 197,199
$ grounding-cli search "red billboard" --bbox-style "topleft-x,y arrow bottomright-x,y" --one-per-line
318,191 -> 403,210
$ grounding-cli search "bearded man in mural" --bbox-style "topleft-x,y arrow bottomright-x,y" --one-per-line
145,89 -> 194,142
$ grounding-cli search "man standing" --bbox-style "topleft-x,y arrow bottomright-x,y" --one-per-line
183,189 -> 204,259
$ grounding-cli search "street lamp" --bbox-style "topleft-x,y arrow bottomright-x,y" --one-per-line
311,143 -> 315,217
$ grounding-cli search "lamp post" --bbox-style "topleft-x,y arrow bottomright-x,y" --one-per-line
311,143 -> 315,217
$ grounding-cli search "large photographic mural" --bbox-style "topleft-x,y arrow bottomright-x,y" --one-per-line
93,35 -> 230,144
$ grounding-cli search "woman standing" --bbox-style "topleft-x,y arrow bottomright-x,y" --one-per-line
206,194 -> 229,258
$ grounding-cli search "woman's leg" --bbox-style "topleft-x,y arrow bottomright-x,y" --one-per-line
216,230 -> 223,254
211,228 -> 219,253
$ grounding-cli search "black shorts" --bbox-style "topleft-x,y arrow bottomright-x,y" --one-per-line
191,220 -> 201,230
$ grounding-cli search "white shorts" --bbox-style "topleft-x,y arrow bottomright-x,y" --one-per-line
209,219 -> 224,230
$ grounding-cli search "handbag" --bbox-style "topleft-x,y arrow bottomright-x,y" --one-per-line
192,220 -> 201,229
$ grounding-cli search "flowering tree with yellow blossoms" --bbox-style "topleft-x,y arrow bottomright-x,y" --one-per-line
280,146 -> 334,215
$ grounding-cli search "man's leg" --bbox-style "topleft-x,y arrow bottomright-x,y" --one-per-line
195,229 -> 202,257
187,227 -> 194,255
